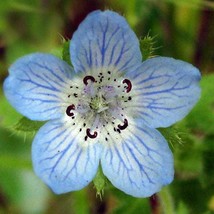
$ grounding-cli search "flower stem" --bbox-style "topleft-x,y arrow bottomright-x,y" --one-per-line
158,187 -> 175,214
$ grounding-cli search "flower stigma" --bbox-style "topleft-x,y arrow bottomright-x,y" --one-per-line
89,93 -> 109,113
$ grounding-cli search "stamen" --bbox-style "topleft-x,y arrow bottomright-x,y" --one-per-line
86,128 -> 98,139
122,79 -> 132,93
83,75 -> 95,85
66,104 -> 75,116
73,93 -> 78,98
118,119 -> 128,130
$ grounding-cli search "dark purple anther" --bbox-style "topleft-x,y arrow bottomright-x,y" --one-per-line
118,119 -> 128,130
66,104 -> 75,117
83,75 -> 95,85
86,128 -> 98,139
122,79 -> 132,93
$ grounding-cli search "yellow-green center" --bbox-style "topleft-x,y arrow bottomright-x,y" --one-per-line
90,95 -> 109,113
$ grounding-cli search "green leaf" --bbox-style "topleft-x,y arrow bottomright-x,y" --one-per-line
173,133 -> 203,175
158,126 -> 186,149
93,166 -> 107,199
159,187 -> 175,214
62,39 -> 73,66
14,117 -> 45,132
140,33 -> 158,60
159,125 -> 203,175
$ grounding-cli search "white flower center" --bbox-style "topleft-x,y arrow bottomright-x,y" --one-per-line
64,71 -> 133,142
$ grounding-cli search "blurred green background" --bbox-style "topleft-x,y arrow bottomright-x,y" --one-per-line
0,0 -> 214,213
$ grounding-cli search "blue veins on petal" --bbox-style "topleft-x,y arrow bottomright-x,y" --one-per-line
70,10 -> 142,74
101,119 -> 174,198
3,53 -> 73,121
3,10 -> 201,197
32,120 -> 101,194
125,57 -> 201,128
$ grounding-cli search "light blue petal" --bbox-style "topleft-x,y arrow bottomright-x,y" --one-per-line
4,53 -> 73,121
126,57 -> 201,128
101,119 -> 174,197
32,120 -> 101,194
70,10 -> 142,73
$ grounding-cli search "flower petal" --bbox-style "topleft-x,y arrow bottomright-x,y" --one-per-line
32,119 -> 101,194
101,119 -> 174,197
126,57 -> 201,128
4,53 -> 73,121
70,10 -> 142,74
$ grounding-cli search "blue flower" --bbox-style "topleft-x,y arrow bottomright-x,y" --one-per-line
3,10 -> 201,197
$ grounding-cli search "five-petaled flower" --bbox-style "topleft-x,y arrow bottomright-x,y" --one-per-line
3,10 -> 201,197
